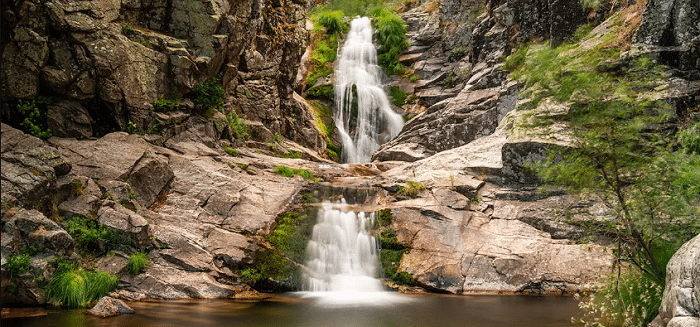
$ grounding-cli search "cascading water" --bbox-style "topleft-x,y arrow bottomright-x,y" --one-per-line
334,17 -> 404,163
303,201 -> 383,293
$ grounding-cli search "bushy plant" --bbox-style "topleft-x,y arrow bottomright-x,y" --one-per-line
376,208 -> 392,228
389,86 -> 409,107
64,216 -> 116,253
45,261 -> 118,308
313,10 -> 347,36
4,253 -> 31,276
152,94 -> 179,112
194,75 -> 225,112
127,252 -> 150,275
370,7 -> 410,75
227,112 -> 250,140
16,96 -> 51,139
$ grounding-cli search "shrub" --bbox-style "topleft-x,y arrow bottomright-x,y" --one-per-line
370,7 -> 410,75
227,112 -> 250,140
285,150 -> 302,159
45,262 -> 118,307
376,208 -> 392,227
4,253 -> 31,276
127,252 -> 150,275
194,75 -> 224,112
313,10 -> 347,36
64,216 -> 116,253
306,84 -> 334,100
389,86 -> 409,107
273,166 -> 318,182
16,97 -> 52,139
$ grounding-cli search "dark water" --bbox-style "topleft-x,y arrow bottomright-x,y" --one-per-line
4,293 -> 583,327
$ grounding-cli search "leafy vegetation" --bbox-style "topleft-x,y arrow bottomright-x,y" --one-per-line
306,12 -> 345,89
16,96 -> 52,139
389,86 -> 409,107
370,7 -> 410,75
127,252 -> 150,275
152,94 -> 179,112
45,259 -> 118,308
505,8 -> 699,326
306,84 -> 334,100
376,208 -> 392,228
4,253 -> 31,276
273,166 -> 318,182
377,229 -> 414,285
227,112 -> 250,140
194,75 -> 225,113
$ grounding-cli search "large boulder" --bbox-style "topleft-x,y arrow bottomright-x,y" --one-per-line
87,296 -> 134,318
651,234 -> 700,327
2,209 -> 74,257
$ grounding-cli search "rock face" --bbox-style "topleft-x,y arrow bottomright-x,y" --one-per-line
1,0 -> 324,153
651,234 -> 700,327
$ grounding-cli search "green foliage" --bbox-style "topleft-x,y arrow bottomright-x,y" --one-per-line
240,267 -> 263,282
397,181 -> 426,197
389,86 -> 409,107
573,23 -> 595,42
306,84 -> 334,100
227,112 -> 250,140
273,166 -> 318,182
285,150 -> 302,159
274,133 -> 283,143
576,270 -> 664,327
69,179 -> 84,196
152,94 -> 179,112
370,8 -> 410,75
194,75 -> 225,112
223,146 -> 239,157
64,216 -> 118,253
678,122 -> 700,155
4,253 -> 31,276
319,0 -> 385,17
504,44 -> 529,72
409,74 -> 420,82
127,252 -> 150,275
45,260 -> 118,308
313,10 -> 347,35
16,97 -> 52,139
376,208 -> 392,228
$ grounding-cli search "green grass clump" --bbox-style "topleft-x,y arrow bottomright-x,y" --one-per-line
313,10 -> 346,35
273,166 -> 318,182
397,181 -> 426,197
127,252 -> 150,275
227,112 -> 250,140
307,84 -> 334,100
4,253 -> 31,276
285,150 -> 302,159
45,260 -> 118,308
389,86 -> 409,107
370,7 -> 410,75
223,146 -> 239,157
376,208 -> 392,228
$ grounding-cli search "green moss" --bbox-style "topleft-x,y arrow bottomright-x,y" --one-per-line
223,146 -> 239,156
273,166 -> 318,182
377,228 -> 414,285
376,208 -> 392,228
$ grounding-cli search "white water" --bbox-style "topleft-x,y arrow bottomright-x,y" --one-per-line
334,17 -> 404,163
304,201 -> 382,293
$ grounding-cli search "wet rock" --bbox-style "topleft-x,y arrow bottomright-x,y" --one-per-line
650,234 -> 700,327
87,296 -> 134,318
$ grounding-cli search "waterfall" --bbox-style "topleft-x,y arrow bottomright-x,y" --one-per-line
303,201 -> 383,293
334,17 -> 404,163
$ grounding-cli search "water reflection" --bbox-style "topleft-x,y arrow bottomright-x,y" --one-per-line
5,294 -> 582,327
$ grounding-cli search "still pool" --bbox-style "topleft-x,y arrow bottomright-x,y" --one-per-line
3,293 -> 583,326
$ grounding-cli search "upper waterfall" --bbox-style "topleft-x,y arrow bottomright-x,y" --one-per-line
334,17 -> 404,163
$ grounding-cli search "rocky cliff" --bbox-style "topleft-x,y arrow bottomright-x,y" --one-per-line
1,0 -> 698,312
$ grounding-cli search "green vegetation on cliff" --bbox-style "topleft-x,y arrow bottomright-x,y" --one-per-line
369,7 -> 410,75
45,258 -> 118,308
507,7 -> 700,326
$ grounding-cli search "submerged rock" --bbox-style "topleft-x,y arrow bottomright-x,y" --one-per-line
87,296 -> 134,318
